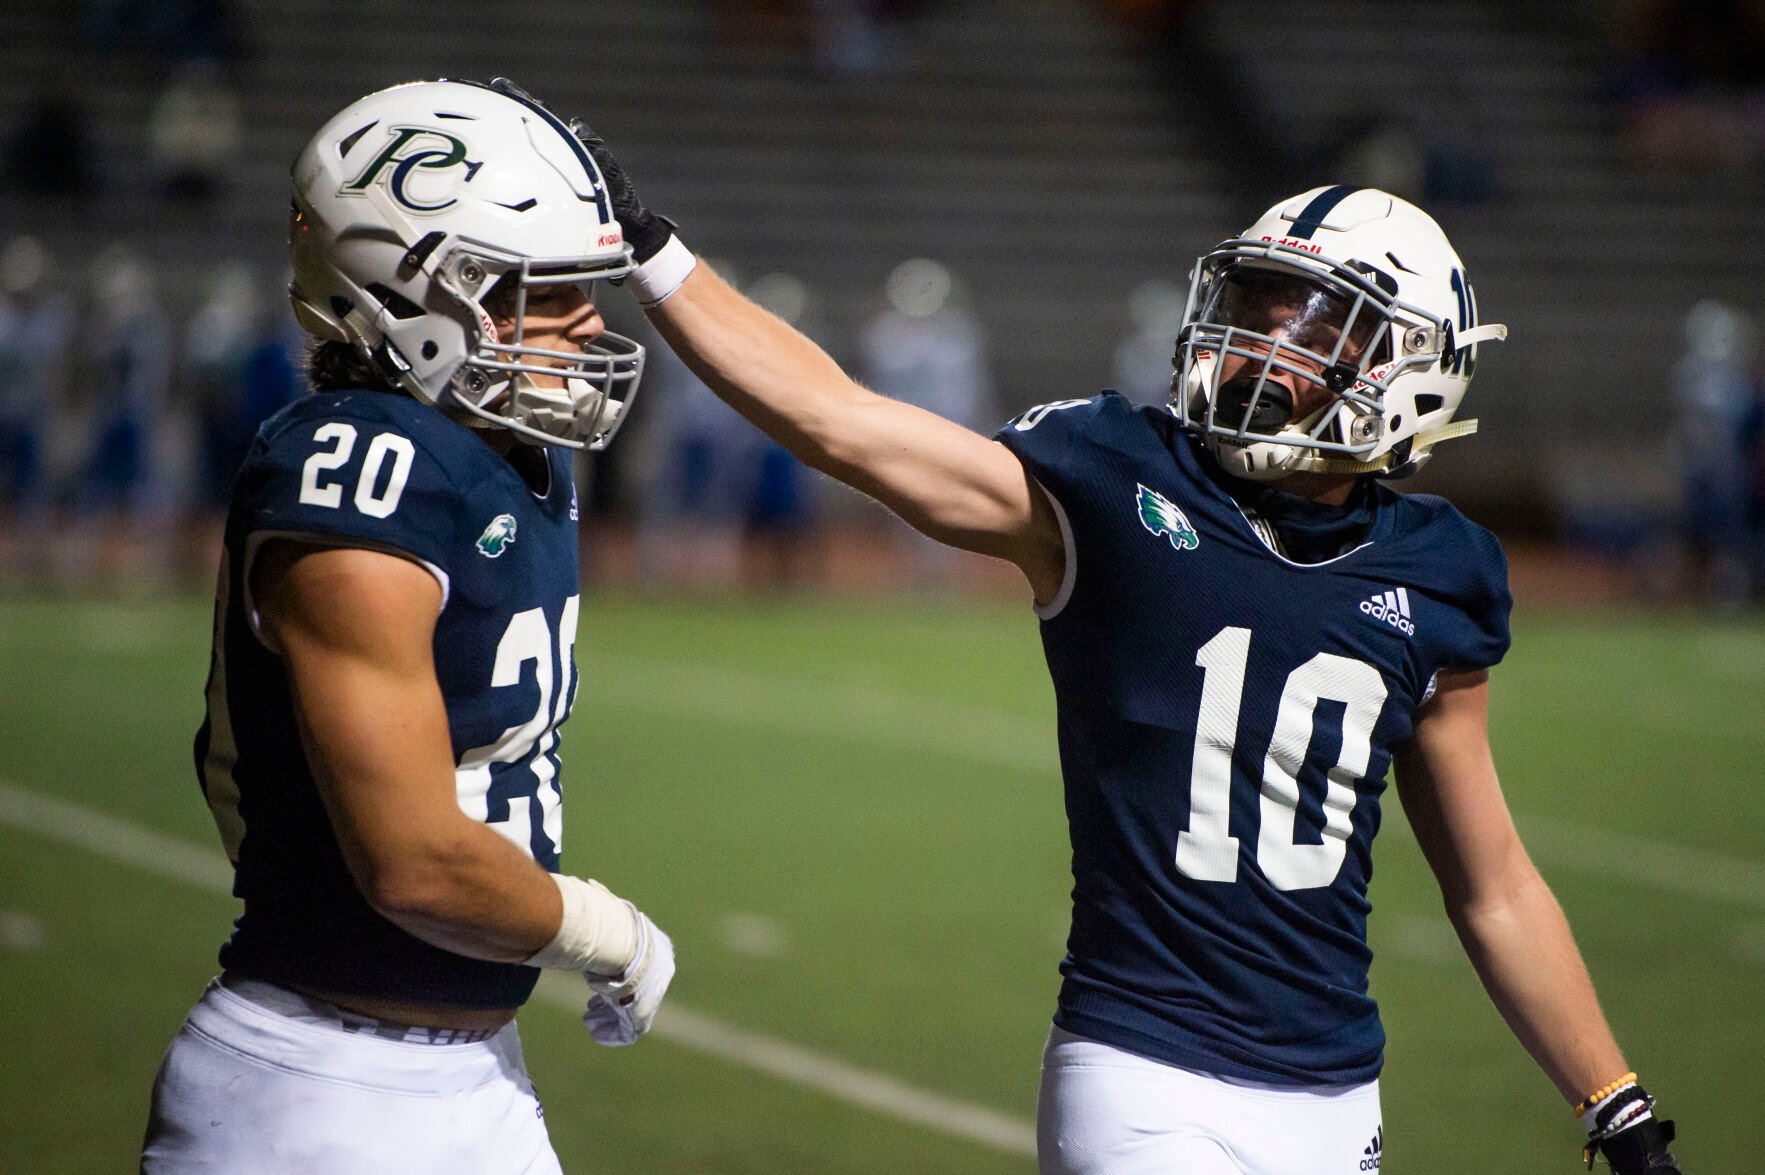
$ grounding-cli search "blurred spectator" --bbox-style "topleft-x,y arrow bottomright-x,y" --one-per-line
632,260 -> 755,589
632,267 -> 825,591
185,263 -> 261,497
1111,278 -> 1185,405
3,96 -> 97,197
183,262 -> 304,567
861,258 -> 991,429
149,61 -> 243,201
64,246 -> 177,587
859,258 -> 992,587
0,237 -> 76,585
1669,299 -> 1762,606
740,272 -> 822,587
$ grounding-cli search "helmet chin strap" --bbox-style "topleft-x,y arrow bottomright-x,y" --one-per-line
508,373 -> 615,447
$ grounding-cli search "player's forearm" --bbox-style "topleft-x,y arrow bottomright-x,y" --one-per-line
649,263 -> 1046,565
361,821 -> 564,964
647,262 -> 874,477
1447,866 -> 1628,1104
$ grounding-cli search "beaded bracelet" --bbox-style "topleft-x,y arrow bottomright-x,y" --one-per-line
1574,1072 -> 1638,1119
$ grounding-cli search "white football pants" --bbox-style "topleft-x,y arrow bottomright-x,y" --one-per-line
141,977 -> 564,1174
1037,1026 -> 1384,1175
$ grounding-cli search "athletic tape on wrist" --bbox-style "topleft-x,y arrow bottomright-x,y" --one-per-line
626,235 -> 697,306
524,873 -> 641,976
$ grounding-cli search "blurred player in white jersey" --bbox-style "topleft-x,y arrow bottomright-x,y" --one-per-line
142,79 -> 675,1173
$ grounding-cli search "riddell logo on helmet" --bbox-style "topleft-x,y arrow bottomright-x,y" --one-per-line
1261,235 -> 1324,254
597,232 -> 622,246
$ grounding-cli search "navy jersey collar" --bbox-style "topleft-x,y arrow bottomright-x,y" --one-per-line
1171,427 -> 1385,564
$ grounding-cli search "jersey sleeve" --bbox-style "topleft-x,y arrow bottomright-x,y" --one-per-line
994,394 -> 1125,503
236,412 -> 463,609
994,394 -> 1130,619
1453,523 -> 1512,669
1428,508 -> 1512,672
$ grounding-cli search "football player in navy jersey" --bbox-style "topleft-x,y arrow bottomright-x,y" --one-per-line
142,80 -> 676,1174
576,134 -> 1687,1175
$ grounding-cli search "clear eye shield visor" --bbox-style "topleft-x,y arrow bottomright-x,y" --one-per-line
1175,242 -> 1420,460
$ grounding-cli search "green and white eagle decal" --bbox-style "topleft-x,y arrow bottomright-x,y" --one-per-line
1137,484 -> 1199,551
476,513 -> 518,558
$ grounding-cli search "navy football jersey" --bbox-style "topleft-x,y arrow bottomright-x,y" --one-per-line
997,392 -> 1510,1085
193,389 -> 582,1009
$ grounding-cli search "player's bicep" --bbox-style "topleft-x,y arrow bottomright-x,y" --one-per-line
834,394 -> 1060,559
1393,668 -> 1531,909
255,542 -> 458,899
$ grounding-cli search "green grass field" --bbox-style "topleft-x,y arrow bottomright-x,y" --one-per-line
2,591 -> 1761,1172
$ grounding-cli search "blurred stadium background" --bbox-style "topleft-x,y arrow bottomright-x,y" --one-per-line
1,0 -> 1763,1171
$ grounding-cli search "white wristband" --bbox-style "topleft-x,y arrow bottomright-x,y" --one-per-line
524,873 -> 641,977
626,235 -> 697,306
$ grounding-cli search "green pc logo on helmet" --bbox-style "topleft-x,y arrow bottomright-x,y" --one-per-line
476,514 -> 518,558
1137,484 -> 1199,551
343,125 -> 483,213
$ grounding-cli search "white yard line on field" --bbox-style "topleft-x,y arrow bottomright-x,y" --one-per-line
0,779 -> 1038,1159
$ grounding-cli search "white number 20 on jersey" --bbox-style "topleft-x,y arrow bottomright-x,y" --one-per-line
1175,625 -> 1387,891
298,423 -> 415,519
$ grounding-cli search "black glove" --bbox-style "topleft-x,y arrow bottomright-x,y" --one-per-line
484,77 -> 675,263
1583,1088 -> 1683,1174
565,120 -> 674,264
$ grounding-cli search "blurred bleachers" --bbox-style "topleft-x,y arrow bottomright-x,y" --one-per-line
1,0 -> 1760,524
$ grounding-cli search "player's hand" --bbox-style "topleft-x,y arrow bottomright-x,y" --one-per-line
566,120 -> 674,264
582,907 -> 674,1046
1584,1101 -> 1683,1173
483,77 -> 673,263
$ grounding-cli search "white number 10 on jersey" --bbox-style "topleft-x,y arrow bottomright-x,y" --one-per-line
1176,626 -> 1387,891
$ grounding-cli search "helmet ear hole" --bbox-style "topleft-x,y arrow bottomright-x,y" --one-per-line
363,283 -> 425,320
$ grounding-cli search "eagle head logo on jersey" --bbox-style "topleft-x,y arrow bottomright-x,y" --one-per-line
477,513 -> 518,558
1137,484 -> 1199,551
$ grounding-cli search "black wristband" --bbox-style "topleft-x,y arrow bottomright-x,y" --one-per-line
1583,1088 -> 1681,1175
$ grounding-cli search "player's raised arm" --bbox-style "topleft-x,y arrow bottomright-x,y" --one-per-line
1393,668 -> 1683,1175
574,127 -> 1065,603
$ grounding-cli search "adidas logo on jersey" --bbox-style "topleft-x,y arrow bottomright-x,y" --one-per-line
1359,588 -> 1414,636
1360,1125 -> 1383,1170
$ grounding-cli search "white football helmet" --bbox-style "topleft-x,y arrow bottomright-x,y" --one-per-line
1172,185 -> 1507,480
289,78 -> 643,450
